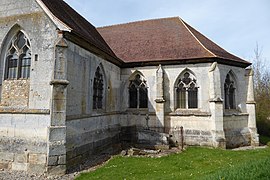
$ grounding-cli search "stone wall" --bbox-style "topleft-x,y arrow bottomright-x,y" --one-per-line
0,113 -> 50,173
165,114 -> 213,146
224,114 -> 250,148
120,64 -> 214,146
1,80 -> 30,107
0,0 -> 41,19
66,42 -> 122,116
0,0 -> 58,174
66,115 -> 121,168
0,0 -> 258,174
120,63 -> 212,121
65,41 -> 123,169
0,1 -> 57,110
219,64 -> 248,113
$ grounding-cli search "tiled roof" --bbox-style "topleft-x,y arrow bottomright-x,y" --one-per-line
39,1 -> 250,67
40,0 -> 117,59
98,17 -> 250,66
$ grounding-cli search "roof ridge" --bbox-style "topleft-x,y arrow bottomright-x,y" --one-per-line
179,18 -> 216,58
97,16 -> 180,29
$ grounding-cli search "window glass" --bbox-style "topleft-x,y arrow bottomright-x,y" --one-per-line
176,72 -> 198,109
224,74 -> 236,109
5,31 -> 31,79
129,74 -> 148,109
93,66 -> 104,110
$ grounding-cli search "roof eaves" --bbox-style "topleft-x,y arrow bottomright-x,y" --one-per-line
122,57 -> 251,68
36,0 -> 72,32
63,31 -> 124,66
179,17 -> 217,58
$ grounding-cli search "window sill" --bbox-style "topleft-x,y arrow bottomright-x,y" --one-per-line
126,108 -> 149,114
224,109 -> 248,116
170,109 -> 211,116
0,107 -> 50,114
92,109 -> 106,114
4,78 -> 30,81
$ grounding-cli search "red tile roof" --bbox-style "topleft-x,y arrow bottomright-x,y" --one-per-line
40,0 -> 118,60
39,1 -> 250,67
98,17 -> 250,66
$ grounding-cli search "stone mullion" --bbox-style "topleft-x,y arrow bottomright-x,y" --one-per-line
137,87 -> 139,109
185,88 -> 188,109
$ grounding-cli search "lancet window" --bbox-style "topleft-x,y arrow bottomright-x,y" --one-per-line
129,74 -> 148,108
224,73 -> 236,109
93,66 -> 104,109
176,72 -> 198,109
5,31 -> 31,79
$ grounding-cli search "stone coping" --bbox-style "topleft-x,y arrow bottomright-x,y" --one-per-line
0,107 -> 50,114
66,111 -> 122,121
169,110 -> 211,116
67,111 -> 159,121
223,112 -> 249,116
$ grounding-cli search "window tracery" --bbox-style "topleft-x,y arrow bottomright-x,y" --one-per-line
175,72 -> 198,109
224,73 -> 236,109
129,74 -> 148,108
5,31 -> 31,79
93,66 -> 104,109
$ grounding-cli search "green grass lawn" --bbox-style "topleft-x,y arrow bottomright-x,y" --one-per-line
76,147 -> 270,180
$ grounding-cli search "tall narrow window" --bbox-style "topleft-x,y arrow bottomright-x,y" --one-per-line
93,66 -> 104,109
176,72 -> 198,109
129,74 -> 148,108
224,74 -> 236,109
5,31 -> 31,79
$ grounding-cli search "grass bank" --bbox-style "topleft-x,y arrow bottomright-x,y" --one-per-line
76,147 -> 270,180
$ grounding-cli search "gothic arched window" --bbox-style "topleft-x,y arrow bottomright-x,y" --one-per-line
93,66 -> 104,109
129,74 -> 148,108
176,72 -> 198,109
5,31 -> 31,79
224,74 -> 236,109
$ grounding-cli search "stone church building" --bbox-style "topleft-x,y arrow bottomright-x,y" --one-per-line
0,0 -> 259,174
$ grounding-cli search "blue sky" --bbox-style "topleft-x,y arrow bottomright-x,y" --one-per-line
65,0 -> 270,64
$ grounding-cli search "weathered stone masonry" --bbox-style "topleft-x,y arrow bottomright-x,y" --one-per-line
0,0 -> 259,175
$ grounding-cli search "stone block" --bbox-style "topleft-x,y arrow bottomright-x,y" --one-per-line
52,100 -> 66,112
29,154 -> 47,165
48,144 -> 66,156
185,129 -> 200,135
11,162 -> 28,171
48,156 -> 58,166
14,153 -> 28,163
0,161 -> 9,169
27,164 -> 46,174
51,112 -> 66,126
0,152 -> 14,161
201,131 -> 211,136
1,79 -> 30,107
47,165 -> 66,176
52,85 -> 66,100
58,155 -> 66,165
67,155 -> 82,167
48,126 -> 66,141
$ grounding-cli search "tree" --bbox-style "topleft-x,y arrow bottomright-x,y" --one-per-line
252,43 -> 270,140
